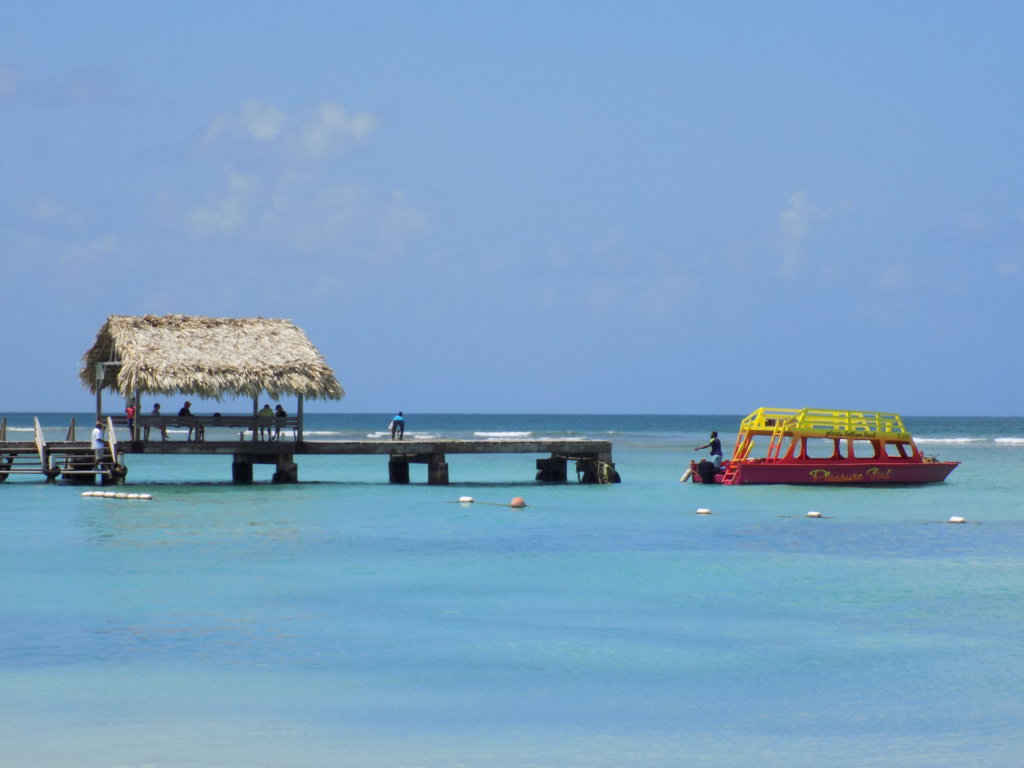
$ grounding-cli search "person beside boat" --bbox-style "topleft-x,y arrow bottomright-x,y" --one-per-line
695,431 -> 723,469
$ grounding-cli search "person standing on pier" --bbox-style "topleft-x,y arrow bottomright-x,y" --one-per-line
390,411 -> 405,440
91,421 -> 106,468
125,403 -> 135,438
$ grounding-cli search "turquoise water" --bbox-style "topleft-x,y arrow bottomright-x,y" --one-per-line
2,413 -> 1023,767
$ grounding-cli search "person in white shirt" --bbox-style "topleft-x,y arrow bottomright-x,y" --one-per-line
91,421 -> 105,468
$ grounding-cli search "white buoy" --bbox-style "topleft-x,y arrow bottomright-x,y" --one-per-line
807,511 -> 822,518
458,496 -> 474,503
696,508 -> 712,515
84,490 -> 151,500
948,516 -> 966,524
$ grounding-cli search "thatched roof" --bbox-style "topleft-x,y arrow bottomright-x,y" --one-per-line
79,314 -> 345,400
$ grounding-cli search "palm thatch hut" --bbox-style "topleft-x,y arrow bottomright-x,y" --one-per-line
80,314 -> 344,438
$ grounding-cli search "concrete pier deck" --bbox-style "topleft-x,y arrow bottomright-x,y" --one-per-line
1,417 -> 619,485
122,438 -> 618,485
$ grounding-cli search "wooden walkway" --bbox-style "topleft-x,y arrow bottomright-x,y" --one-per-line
127,437 -> 618,484
0,417 -> 618,485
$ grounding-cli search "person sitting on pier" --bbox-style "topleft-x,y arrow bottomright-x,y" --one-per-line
274,404 -> 286,441
91,421 -> 106,468
258,404 -> 274,441
146,403 -> 168,441
179,401 -> 201,441
390,411 -> 405,441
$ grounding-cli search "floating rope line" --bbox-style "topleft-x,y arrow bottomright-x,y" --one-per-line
445,497 -> 529,508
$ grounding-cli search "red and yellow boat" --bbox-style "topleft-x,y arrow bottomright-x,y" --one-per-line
687,407 -> 959,485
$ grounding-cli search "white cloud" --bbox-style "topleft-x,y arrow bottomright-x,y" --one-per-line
186,170 -> 260,236
203,99 -> 287,145
31,197 -> 83,226
0,67 -> 17,99
179,166 -> 426,256
778,191 -> 845,275
294,100 -> 378,159
200,98 -> 376,160
878,262 -> 912,291
377,190 -> 430,251
239,99 -> 287,141
177,98 -> 417,256
954,209 -> 995,241
57,234 -> 128,280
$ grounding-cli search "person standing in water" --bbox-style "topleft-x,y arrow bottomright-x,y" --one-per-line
695,431 -> 723,469
390,412 -> 405,441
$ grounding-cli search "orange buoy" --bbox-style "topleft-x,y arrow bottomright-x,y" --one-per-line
509,497 -> 527,508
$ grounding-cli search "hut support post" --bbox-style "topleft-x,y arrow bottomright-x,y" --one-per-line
297,395 -> 304,443
252,397 -> 259,442
132,390 -> 140,442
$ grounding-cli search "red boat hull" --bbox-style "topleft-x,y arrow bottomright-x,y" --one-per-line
694,460 -> 959,485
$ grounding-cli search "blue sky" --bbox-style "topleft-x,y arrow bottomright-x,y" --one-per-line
2,1 -> 1022,415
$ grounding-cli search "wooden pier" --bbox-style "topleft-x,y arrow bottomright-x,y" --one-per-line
0,417 -> 619,485
124,436 -> 618,485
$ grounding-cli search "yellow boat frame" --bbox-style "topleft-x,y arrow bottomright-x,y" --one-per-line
730,407 -> 916,464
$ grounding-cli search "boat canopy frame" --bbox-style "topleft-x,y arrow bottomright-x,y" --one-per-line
731,407 -> 920,464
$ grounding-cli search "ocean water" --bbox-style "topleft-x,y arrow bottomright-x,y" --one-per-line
2,412 -> 1023,767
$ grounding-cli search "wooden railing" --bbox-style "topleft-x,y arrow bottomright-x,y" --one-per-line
34,417 -> 47,466
131,413 -> 301,442
106,416 -> 118,467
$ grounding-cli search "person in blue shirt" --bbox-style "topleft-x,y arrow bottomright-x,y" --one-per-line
390,412 -> 405,441
695,431 -> 723,469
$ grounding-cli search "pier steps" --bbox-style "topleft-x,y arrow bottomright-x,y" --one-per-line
0,417 -> 124,484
